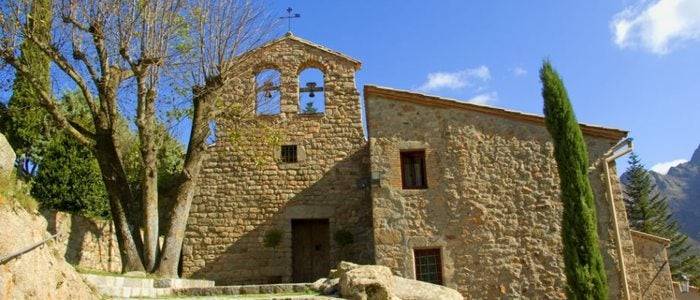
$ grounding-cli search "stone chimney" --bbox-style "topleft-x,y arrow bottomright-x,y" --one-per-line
0,133 -> 16,175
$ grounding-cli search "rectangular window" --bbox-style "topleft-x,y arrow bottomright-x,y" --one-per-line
281,145 -> 298,163
414,248 -> 443,285
400,150 -> 427,189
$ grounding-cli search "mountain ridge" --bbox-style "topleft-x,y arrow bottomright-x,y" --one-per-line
622,144 -> 700,241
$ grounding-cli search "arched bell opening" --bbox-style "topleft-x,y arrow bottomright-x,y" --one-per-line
255,69 -> 282,116
298,68 -> 325,114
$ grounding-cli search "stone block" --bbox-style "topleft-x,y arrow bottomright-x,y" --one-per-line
339,264 -> 396,300
259,284 -> 275,294
273,284 -> 296,293
154,278 -> 215,288
221,286 -> 240,295
292,284 -> 309,292
239,285 -> 260,294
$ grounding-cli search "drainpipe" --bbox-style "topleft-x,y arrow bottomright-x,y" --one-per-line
602,138 -> 633,300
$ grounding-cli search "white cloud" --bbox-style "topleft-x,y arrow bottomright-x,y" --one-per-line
466,92 -> 498,105
651,159 -> 688,174
611,0 -> 700,54
417,66 -> 491,92
512,67 -> 527,77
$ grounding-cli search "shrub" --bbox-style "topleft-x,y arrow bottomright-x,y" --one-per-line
334,229 -> 354,247
264,229 -> 283,248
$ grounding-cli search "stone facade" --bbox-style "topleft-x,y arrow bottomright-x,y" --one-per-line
183,34 -> 374,284
630,230 -> 674,299
182,34 -> 678,299
364,86 -> 636,299
43,210 -> 122,273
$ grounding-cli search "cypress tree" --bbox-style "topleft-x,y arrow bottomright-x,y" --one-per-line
623,152 -> 700,284
5,0 -> 53,177
540,61 -> 608,299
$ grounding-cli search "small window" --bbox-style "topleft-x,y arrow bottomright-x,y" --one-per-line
281,145 -> 298,163
414,248 -> 443,285
401,150 -> 427,189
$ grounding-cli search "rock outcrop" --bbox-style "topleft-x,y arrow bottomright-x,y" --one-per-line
0,133 -> 15,175
392,276 -> 463,300
313,262 -> 462,300
339,264 -> 396,300
0,200 -> 98,299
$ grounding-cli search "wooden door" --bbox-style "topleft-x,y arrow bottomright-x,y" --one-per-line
292,219 -> 330,282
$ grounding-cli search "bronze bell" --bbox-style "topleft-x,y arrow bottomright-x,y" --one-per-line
306,82 -> 317,97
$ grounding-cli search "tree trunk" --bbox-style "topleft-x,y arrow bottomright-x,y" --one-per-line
137,82 -> 160,272
156,86 -> 214,276
94,129 -> 146,273
140,146 -> 159,272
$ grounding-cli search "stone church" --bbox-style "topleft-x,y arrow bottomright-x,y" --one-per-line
181,33 -> 677,299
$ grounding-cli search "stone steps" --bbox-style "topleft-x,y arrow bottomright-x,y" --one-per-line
81,273 -> 214,298
172,283 -> 313,297
81,273 -> 332,299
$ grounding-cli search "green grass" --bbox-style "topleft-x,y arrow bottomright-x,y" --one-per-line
0,173 -> 38,211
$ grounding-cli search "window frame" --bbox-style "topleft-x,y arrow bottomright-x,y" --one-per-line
414,248 -> 444,285
400,150 -> 427,189
281,145 -> 298,163
297,67 -> 326,115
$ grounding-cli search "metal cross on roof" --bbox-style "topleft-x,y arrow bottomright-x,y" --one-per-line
280,7 -> 301,32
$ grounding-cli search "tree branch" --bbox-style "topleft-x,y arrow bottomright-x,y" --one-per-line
68,120 -> 96,140
22,31 -> 99,116
60,14 -> 90,33
1,52 -> 95,147
70,31 -> 100,83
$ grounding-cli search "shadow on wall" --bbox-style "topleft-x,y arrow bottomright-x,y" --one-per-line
42,210 -> 121,272
186,146 -> 374,285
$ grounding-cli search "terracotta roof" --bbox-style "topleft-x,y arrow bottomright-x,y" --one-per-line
364,85 -> 628,141
630,230 -> 671,246
244,32 -> 362,69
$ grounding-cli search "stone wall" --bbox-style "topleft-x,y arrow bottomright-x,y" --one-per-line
365,87 -> 637,299
43,210 -> 121,273
630,230 -> 674,299
182,35 -> 374,284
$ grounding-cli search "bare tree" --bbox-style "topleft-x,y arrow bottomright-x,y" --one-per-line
155,0 -> 275,275
116,0 -> 188,272
1,0 -> 147,272
0,0 -> 275,276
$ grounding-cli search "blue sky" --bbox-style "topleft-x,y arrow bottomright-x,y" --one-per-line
271,0 -> 700,172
